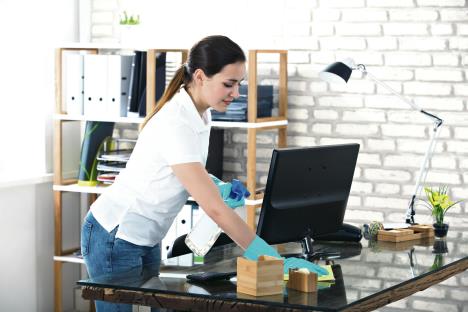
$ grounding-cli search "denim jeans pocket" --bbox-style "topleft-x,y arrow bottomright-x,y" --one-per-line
81,220 -> 93,257
113,237 -> 144,257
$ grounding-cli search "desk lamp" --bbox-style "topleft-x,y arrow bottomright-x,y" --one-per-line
319,59 -> 443,225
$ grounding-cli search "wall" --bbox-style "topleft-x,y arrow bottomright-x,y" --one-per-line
0,0 -> 83,310
0,0 -> 80,177
0,179 -> 82,312
88,0 -> 468,311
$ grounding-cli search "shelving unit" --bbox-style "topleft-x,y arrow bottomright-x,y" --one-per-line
53,45 -> 287,311
242,50 -> 288,229
53,45 -> 188,312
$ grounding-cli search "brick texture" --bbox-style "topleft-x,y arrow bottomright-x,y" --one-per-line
89,2 -> 468,311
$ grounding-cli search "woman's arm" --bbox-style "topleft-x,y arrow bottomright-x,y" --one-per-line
171,162 -> 256,249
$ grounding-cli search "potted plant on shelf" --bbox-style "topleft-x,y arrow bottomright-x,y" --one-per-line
119,11 -> 141,45
120,11 -> 140,26
422,186 -> 461,238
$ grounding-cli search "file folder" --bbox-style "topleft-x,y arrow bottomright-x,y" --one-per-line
126,54 -> 137,115
129,51 -> 145,114
84,55 -> 108,117
63,54 -> 84,115
176,205 -> 193,237
138,52 -> 166,117
107,55 -> 134,117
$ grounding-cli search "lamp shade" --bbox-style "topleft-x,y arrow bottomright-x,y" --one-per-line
319,62 -> 353,84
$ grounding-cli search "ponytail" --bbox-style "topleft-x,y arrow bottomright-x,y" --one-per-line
140,65 -> 188,130
140,35 -> 246,131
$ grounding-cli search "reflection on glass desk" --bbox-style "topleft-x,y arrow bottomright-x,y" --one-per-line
78,230 -> 468,312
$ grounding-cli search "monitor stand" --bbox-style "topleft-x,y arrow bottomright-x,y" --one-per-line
282,235 -> 342,261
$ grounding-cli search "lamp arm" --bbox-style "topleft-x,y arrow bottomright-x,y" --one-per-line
355,65 -> 443,126
363,70 -> 422,111
355,64 -> 444,224
406,121 -> 443,224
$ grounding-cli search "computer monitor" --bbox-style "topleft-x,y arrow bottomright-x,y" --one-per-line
256,143 -> 359,259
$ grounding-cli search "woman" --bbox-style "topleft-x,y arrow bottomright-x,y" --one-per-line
81,35 -> 326,311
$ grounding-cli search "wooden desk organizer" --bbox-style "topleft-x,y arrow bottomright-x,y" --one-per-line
236,255 -> 284,296
287,268 -> 317,293
409,224 -> 434,238
378,224 -> 434,242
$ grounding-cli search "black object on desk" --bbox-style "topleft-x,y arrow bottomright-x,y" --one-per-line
314,223 -> 362,242
257,144 -> 360,260
186,271 -> 236,283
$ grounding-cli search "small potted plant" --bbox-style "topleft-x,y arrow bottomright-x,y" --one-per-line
119,11 -> 141,45
422,186 -> 461,238
120,11 -> 140,26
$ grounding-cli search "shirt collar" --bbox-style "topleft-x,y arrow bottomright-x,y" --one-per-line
176,88 -> 211,133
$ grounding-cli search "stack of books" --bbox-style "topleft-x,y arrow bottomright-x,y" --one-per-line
211,85 -> 273,122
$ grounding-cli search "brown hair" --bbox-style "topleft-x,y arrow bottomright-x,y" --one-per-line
140,35 -> 246,129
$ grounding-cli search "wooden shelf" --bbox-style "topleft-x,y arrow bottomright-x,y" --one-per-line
53,46 -> 287,311
54,114 -> 144,124
52,45 -> 191,312
54,114 -> 287,129
53,183 -> 108,194
53,183 -> 263,206
57,42 -> 188,52
54,254 -> 84,264
213,118 -> 287,129
243,49 -> 288,230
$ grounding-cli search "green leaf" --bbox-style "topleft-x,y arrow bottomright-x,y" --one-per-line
423,184 -> 463,225
120,11 -> 140,25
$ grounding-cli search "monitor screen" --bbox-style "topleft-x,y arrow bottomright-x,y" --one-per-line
256,143 -> 359,245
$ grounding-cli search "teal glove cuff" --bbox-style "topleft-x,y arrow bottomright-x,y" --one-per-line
243,235 -> 281,260
210,174 -> 232,199
243,236 -> 327,276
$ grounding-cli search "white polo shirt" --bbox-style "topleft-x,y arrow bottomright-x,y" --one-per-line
91,88 -> 211,247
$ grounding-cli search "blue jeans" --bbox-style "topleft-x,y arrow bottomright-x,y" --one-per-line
81,212 -> 161,312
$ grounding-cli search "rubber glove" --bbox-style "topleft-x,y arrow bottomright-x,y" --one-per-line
210,174 -> 231,199
243,235 -> 328,276
283,257 -> 328,276
210,175 -> 250,209
243,235 -> 282,260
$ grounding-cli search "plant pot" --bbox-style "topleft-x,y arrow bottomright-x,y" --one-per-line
433,239 -> 448,254
433,223 -> 449,238
119,25 -> 141,45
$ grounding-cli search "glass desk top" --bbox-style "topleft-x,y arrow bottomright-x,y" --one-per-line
78,229 -> 468,311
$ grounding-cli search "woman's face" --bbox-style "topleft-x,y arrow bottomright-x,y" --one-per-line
199,61 -> 246,113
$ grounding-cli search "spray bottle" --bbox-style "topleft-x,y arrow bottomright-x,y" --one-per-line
185,176 -> 250,256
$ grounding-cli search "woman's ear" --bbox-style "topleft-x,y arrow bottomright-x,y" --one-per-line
192,68 -> 206,86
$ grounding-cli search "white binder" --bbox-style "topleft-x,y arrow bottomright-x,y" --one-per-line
161,205 -> 193,261
176,205 -> 193,236
63,54 -> 84,115
106,55 -> 134,117
161,220 -> 178,260
83,54 -> 108,117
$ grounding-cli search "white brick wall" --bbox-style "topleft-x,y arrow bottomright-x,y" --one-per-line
88,1 -> 468,311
